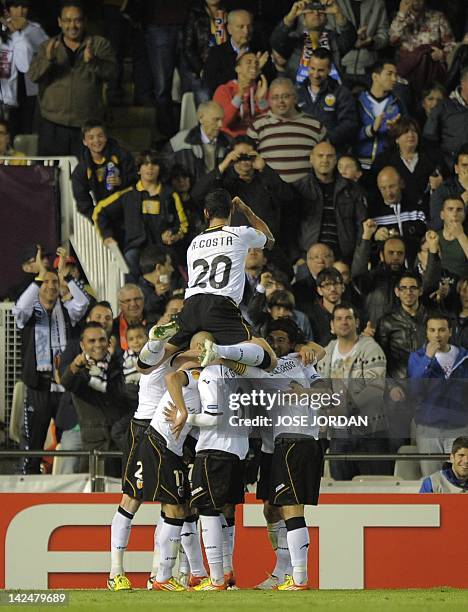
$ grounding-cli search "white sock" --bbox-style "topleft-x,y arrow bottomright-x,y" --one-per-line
110,506 -> 133,578
214,342 -> 265,366
200,514 -> 224,584
139,339 -> 165,367
267,520 -> 281,551
285,518 -> 309,586
178,544 -> 190,575
221,515 -> 235,574
156,518 -> 183,583
151,514 -> 165,577
181,516 -> 206,577
274,521 -> 292,582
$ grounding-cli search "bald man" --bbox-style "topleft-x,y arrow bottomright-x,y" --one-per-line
293,141 -> 367,259
371,165 -> 427,266
164,100 -> 231,181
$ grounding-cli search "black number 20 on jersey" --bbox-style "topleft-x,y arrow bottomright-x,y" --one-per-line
192,255 -> 232,289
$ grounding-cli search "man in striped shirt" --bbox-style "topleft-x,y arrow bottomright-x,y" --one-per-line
247,77 -> 327,183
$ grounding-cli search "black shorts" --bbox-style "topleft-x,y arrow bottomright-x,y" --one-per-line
140,426 -> 191,505
269,437 -> 323,506
190,450 -> 245,510
121,418 -> 151,499
256,451 -> 273,501
169,294 -> 252,348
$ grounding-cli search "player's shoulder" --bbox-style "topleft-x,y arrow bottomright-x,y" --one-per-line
199,364 -> 224,383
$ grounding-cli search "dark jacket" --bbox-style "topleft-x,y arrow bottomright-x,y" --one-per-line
297,77 -> 358,150
409,346 -> 468,428
93,181 -> 189,252
270,20 -> 357,84
71,138 -> 137,220
351,239 -> 441,326
163,125 -> 231,182
28,34 -> 117,127
375,304 -> 428,378
183,0 -> 227,76
452,314 -> 468,350
293,172 -> 366,258
430,176 -> 467,231
423,94 -> 468,168
191,163 -> 294,239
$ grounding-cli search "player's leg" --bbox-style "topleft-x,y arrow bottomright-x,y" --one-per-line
109,494 -> 141,590
201,336 -> 277,370
279,504 -> 309,590
179,512 -> 207,587
153,502 -> 188,591
221,505 -> 236,587
257,501 -> 291,588
147,510 -> 165,589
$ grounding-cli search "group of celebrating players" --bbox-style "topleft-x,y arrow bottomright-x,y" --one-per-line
108,190 -> 325,591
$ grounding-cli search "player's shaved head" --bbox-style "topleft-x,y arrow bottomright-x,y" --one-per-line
190,331 -> 214,350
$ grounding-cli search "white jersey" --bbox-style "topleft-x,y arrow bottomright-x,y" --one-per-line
185,225 -> 267,305
196,364 -> 250,459
133,355 -> 178,420
249,353 -> 322,441
150,368 -> 201,456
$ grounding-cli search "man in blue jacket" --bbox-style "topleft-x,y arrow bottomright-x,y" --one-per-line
409,314 -> 468,477
419,436 -> 468,493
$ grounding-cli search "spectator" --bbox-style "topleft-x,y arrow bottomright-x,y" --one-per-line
28,0 -> 117,156
293,242 -> 335,307
355,59 -> 403,170
213,51 -> 269,137
93,151 -> 188,280
351,221 -> 438,325
61,321 -> 128,475
247,77 -> 327,183
191,135 -> 294,243
2,0 -> 48,136
375,271 -> 428,378
270,0 -> 357,87
293,141 -> 366,259
409,315 -> 468,477
164,100 -> 230,182
452,277 -> 468,349
155,295 -> 184,325
436,197 -> 468,281
3,244 -> 49,301
141,0 -> 191,140
201,9 -> 270,97
137,246 -> 177,324
0,4 -> 33,132
296,47 -> 358,151
0,119 -> 25,164
423,66 -> 468,169
71,120 -> 136,221
306,267 -> 345,345
317,302 -> 390,480
332,258 -> 361,307
430,144 -> 468,230
389,0 -> 455,93
169,164 -> 204,241
337,155 -> 362,183
419,436 -> 468,493
12,247 -> 89,473
374,117 -> 448,216
52,251 -> 94,304
183,0 -> 228,104
243,246 -> 267,299
112,283 -> 147,352
417,81 -> 446,127
371,166 -> 427,265
335,0 -> 389,85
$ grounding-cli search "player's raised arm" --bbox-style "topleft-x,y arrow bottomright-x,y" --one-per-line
232,196 -> 275,250
164,370 -> 189,438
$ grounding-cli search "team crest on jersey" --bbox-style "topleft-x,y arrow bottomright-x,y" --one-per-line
190,369 -> 201,380
136,479 -> 144,489
324,94 -> 336,107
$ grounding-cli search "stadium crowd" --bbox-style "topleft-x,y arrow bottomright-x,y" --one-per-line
2,0 -> 468,591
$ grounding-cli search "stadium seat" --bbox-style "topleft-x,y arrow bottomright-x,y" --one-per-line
9,380 -> 25,444
394,445 -> 422,480
179,92 -> 198,132
13,134 -> 38,156
351,475 -> 401,482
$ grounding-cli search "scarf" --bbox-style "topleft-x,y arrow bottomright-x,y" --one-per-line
210,10 -> 227,46
87,352 -> 111,393
34,300 -> 67,374
450,87 -> 468,108
296,30 -> 341,85
122,349 -> 141,385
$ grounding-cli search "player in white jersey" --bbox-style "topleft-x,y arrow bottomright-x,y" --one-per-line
239,318 -> 325,590
147,189 -> 277,372
164,355 -> 251,591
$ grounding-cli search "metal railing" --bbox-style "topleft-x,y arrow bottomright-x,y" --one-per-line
0,450 -> 451,492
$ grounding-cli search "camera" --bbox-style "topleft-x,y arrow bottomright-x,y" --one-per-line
237,154 -> 253,161
306,2 -> 324,10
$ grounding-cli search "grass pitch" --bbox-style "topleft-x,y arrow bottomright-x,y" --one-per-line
16,588 -> 468,611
